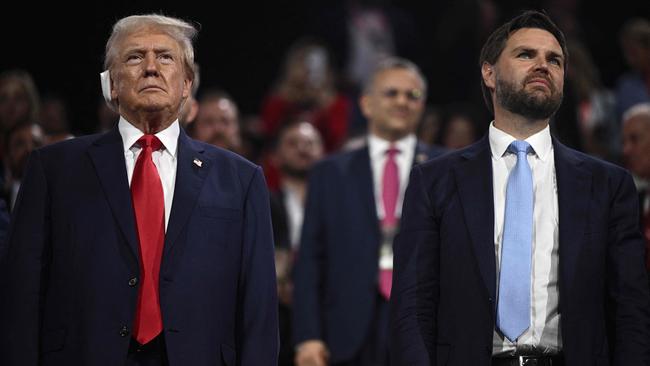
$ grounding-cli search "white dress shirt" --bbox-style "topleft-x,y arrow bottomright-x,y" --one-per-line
489,122 -> 562,355
368,133 -> 417,221
282,183 -> 305,250
369,133 -> 416,274
118,117 -> 179,231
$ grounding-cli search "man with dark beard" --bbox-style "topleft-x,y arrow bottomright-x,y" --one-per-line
190,89 -> 242,154
271,121 -> 324,253
269,120 -> 324,366
390,10 -> 650,366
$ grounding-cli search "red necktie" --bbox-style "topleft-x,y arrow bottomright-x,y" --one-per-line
131,135 -> 165,344
379,146 -> 399,299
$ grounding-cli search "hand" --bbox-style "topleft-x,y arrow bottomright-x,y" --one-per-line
295,340 -> 329,366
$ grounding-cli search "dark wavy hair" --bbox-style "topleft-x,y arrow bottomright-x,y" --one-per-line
479,10 -> 568,115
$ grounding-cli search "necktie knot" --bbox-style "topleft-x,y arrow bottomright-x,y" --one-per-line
508,140 -> 532,156
386,146 -> 400,157
137,135 -> 163,151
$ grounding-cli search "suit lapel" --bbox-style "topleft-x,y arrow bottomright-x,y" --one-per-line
554,139 -> 591,298
454,136 -> 497,301
87,128 -> 140,266
349,146 -> 381,241
164,130 -> 208,256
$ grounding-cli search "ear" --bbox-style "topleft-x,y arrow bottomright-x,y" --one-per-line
182,78 -> 192,100
481,62 -> 496,90
109,72 -> 119,101
359,94 -> 372,119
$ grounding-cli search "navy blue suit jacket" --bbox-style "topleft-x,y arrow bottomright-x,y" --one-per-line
292,141 -> 444,363
0,127 -> 278,366
390,135 -> 650,365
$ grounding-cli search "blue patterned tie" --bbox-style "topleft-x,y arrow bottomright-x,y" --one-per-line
497,140 -> 533,342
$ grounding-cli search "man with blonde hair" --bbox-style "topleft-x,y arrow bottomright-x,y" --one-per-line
0,14 -> 278,366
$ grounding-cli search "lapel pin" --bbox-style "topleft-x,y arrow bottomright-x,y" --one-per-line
193,158 -> 203,168
416,153 -> 428,164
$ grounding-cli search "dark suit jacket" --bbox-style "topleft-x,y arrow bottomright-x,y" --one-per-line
0,198 -> 10,259
0,127 -> 278,366
292,141 -> 444,363
390,135 -> 650,365
270,189 -> 290,251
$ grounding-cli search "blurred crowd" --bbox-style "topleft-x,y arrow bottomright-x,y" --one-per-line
0,5 -> 649,366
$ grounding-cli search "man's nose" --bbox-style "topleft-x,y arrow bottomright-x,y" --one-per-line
394,92 -> 410,106
144,54 -> 160,76
532,56 -> 550,73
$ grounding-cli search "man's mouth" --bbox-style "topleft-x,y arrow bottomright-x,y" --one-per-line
140,85 -> 164,92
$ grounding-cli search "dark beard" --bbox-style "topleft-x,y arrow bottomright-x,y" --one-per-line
496,74 -> 563,120
280,165 -> 309,180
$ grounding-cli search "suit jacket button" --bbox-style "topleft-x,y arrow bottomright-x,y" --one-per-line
120,326 -> 129,337
128,277 -> 138,287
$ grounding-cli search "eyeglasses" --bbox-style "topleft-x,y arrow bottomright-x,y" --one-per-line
379,88 -> 424,102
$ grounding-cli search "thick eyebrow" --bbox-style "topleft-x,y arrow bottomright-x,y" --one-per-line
121,45 -> 175,55
546,50 -> 564,63
511,46 -> 564,63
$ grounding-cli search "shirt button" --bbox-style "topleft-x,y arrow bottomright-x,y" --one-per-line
120,325 -> 129,337
128,277 -> 138,287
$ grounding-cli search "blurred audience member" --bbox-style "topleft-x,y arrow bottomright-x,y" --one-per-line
261,39 -> 351,153
345,1 -> 396,90
239,114 -> 266,163
615,18 -> 650,119
179,63 -> 200,128
96,97 -> 120,133
436,102 -> 483,150
554,39 -> 618,162
0,70 -> 41,191
621,102 -> 650,283
304,0 -> 426,137
39,93 -> 74,145
0,70 -> 40,135
416,105 -> 441,147
270,120 -> 324,366
190,89 -> 242,153
292,57 -> 444,366
271,121 -> 325,251
2,122 -> 43,210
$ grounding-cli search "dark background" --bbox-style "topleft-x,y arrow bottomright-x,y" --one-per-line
1,0 -> 649,135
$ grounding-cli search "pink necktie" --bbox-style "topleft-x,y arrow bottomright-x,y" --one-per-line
379,146 -> 399,299
131,135 -> 165,345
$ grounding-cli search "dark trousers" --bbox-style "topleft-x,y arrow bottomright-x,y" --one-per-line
335,294 -> 390,366
125,334 -> 168,366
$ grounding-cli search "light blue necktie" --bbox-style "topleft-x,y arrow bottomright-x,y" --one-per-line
497,140 -> 533,342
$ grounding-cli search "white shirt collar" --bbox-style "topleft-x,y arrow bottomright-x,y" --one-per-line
368,133 -> 417,160
118,116 -> 180,158
488,121 -> 552,161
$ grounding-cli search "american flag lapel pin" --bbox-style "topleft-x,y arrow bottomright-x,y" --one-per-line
416,153 -> 428,164
193,158 -> 203,168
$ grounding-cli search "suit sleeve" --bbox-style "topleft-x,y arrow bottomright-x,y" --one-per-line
0,150 -> 50,366
236,166 -> 279,365
0,198 -> 11,261
390,165 -> 439,366
607,170 -> 650,364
